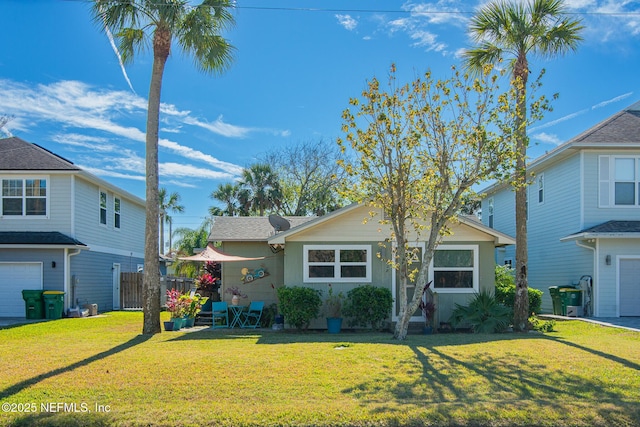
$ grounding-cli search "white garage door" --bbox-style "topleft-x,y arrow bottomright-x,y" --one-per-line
620,258 -> 640,316
0,262 -> 43,317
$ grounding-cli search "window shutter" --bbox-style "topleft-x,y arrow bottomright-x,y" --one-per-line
599,156 -> 610,207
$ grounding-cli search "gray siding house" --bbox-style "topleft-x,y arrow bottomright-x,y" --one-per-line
209,203 -> 514,329
0,137 -> 145,317
480,101 -> 640,317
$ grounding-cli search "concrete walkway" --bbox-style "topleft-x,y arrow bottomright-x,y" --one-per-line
541,315 -> 640,332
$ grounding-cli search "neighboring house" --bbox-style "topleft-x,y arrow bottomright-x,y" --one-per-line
0,137 -> 145,317
479,101 -> 640,317
209,203 -> 514,328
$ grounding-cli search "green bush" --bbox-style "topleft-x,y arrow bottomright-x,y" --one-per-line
260,303 -> 278,328
276,286 -> 322,330
449,290 -> 512,333
343,285 -> 393,330
495,265 -> 543,315
529,316 -> 556,332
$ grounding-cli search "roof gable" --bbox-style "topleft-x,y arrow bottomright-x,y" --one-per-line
0,137 -> 79,171
572,104 -> 640,145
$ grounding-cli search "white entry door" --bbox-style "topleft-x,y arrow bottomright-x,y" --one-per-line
112,263 -> 121,310
0,262 -> 43,317
619,258 -> 640,316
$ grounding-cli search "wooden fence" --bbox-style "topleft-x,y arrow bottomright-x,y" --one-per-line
120,273 -> 195,309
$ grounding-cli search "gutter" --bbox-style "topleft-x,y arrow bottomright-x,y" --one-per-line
574,239 -> 597,317
65,248 -> 82,312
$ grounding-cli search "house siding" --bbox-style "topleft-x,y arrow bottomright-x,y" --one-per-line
69,250 -> 142,311
0,248 -> 65,290
219,242 -> 283,307
597,239 -> 639,317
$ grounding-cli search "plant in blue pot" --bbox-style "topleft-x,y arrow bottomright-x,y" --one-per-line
324,284 -> 344,334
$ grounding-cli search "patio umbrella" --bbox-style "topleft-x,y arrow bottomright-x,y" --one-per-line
178,245 -> 264,262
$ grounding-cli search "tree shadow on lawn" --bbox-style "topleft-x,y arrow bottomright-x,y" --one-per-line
0,334 -> 152,402
343,334 -> 640,427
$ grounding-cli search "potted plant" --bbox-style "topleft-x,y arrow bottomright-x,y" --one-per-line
196,262 -> 221,302
180,293 -> 208,328
418,281 -> 436,334
324,284 -> 344,334
165,289 -> 187,331
225,286 -> 247,306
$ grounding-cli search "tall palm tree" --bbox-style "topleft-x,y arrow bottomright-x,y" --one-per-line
463,0 -> 582,331
240,163 -> 281,216
92,0 -> 235,334
159,188 -> 184,255
210,182 -> 241,216
172,219 -> 212,278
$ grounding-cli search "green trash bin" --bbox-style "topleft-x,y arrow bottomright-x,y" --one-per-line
22,290 -> 44,319
548,286 -> 562,315
559,288 -> 582,316
43,291 -> 65,320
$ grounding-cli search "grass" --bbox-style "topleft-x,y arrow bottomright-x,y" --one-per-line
0,312 -> 639,427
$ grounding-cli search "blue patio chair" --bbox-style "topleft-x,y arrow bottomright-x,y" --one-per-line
241,301 -> 264,329
211,301 -> 229,329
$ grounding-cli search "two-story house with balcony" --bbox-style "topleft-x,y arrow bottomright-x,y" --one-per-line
0,137 -> 145,317
480,101 -> 640,318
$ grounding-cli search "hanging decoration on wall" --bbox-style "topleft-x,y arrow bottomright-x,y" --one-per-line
241,266 -> 269,283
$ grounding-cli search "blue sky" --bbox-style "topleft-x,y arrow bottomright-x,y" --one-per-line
1,0 -> 639,238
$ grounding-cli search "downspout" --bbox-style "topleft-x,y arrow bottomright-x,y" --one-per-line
65,248 -> 82,312
575,239 -> 597,317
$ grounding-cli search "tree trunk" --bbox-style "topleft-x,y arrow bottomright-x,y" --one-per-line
512,54 -> 530,332
142,26 -> 171,335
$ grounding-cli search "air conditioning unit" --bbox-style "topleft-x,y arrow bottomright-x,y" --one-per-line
566,306 -> 583,317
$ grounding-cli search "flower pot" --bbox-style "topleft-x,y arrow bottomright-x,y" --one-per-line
422,326 -> 433,335
163,321 -> 174,332
231,295 -> 239,306
171,317 -> 183,330
326,317 -> 342,334
184,316 -> 195,328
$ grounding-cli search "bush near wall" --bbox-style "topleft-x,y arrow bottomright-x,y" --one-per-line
276,286 -> 322,330
494,265 -> 543,315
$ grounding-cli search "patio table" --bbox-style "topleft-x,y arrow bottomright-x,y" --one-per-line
229,305 -> 246,328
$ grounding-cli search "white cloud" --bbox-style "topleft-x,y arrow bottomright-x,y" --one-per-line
532,132 -> 563,146
336,14 -> 358,31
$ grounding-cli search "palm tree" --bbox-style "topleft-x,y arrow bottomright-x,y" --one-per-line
92,0 -> 235,334
172,219 -> 212,278
210,182 -> 242,216
159,188 -> 184,255
463,0 -> 582,331
240,163 -> 281,216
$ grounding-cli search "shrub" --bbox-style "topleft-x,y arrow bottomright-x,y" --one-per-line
276,286 -> 322,330
494,265 -> 543,315
343,285 -> 393,330
529,316 -> 556,332
449,290 -> 512,333
260,303 -> 278,328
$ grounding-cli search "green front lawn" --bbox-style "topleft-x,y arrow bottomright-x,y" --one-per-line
1,312 -> 638,427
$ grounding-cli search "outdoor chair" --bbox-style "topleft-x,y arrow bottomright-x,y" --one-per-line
211,301 -> 229,329
241,301 -> 264,329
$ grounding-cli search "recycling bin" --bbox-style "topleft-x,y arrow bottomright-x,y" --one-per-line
548,286 -> 562,315
559,288 -> 582,316
43,291 -> 65,320
22,290 -> 44,319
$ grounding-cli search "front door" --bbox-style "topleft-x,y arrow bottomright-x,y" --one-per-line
619,258 -> 640,316
112,263 -> 121,310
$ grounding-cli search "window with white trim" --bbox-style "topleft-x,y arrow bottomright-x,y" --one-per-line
99,190 -> 107,225
304,245 -> 371,282
431,245 -> 479,293
1,177 -> 48,217
600,156 -> 640,207
537,173 -> 544,204
487,198 -> 494,228
114,197 -> 121,229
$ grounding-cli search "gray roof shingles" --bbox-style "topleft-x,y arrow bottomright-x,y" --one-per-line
209,216 -> 316,241
0,137 -> 79,171
578,220 -> 640,234
0,232 -> 87,246
572,101 -> 640,145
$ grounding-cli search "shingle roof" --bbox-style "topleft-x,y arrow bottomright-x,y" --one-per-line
0,232 -> 87,247
209,216 -> 316,241
0,137 -> 79,171
578,220 -> 640,234
572,101 -> 640,144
